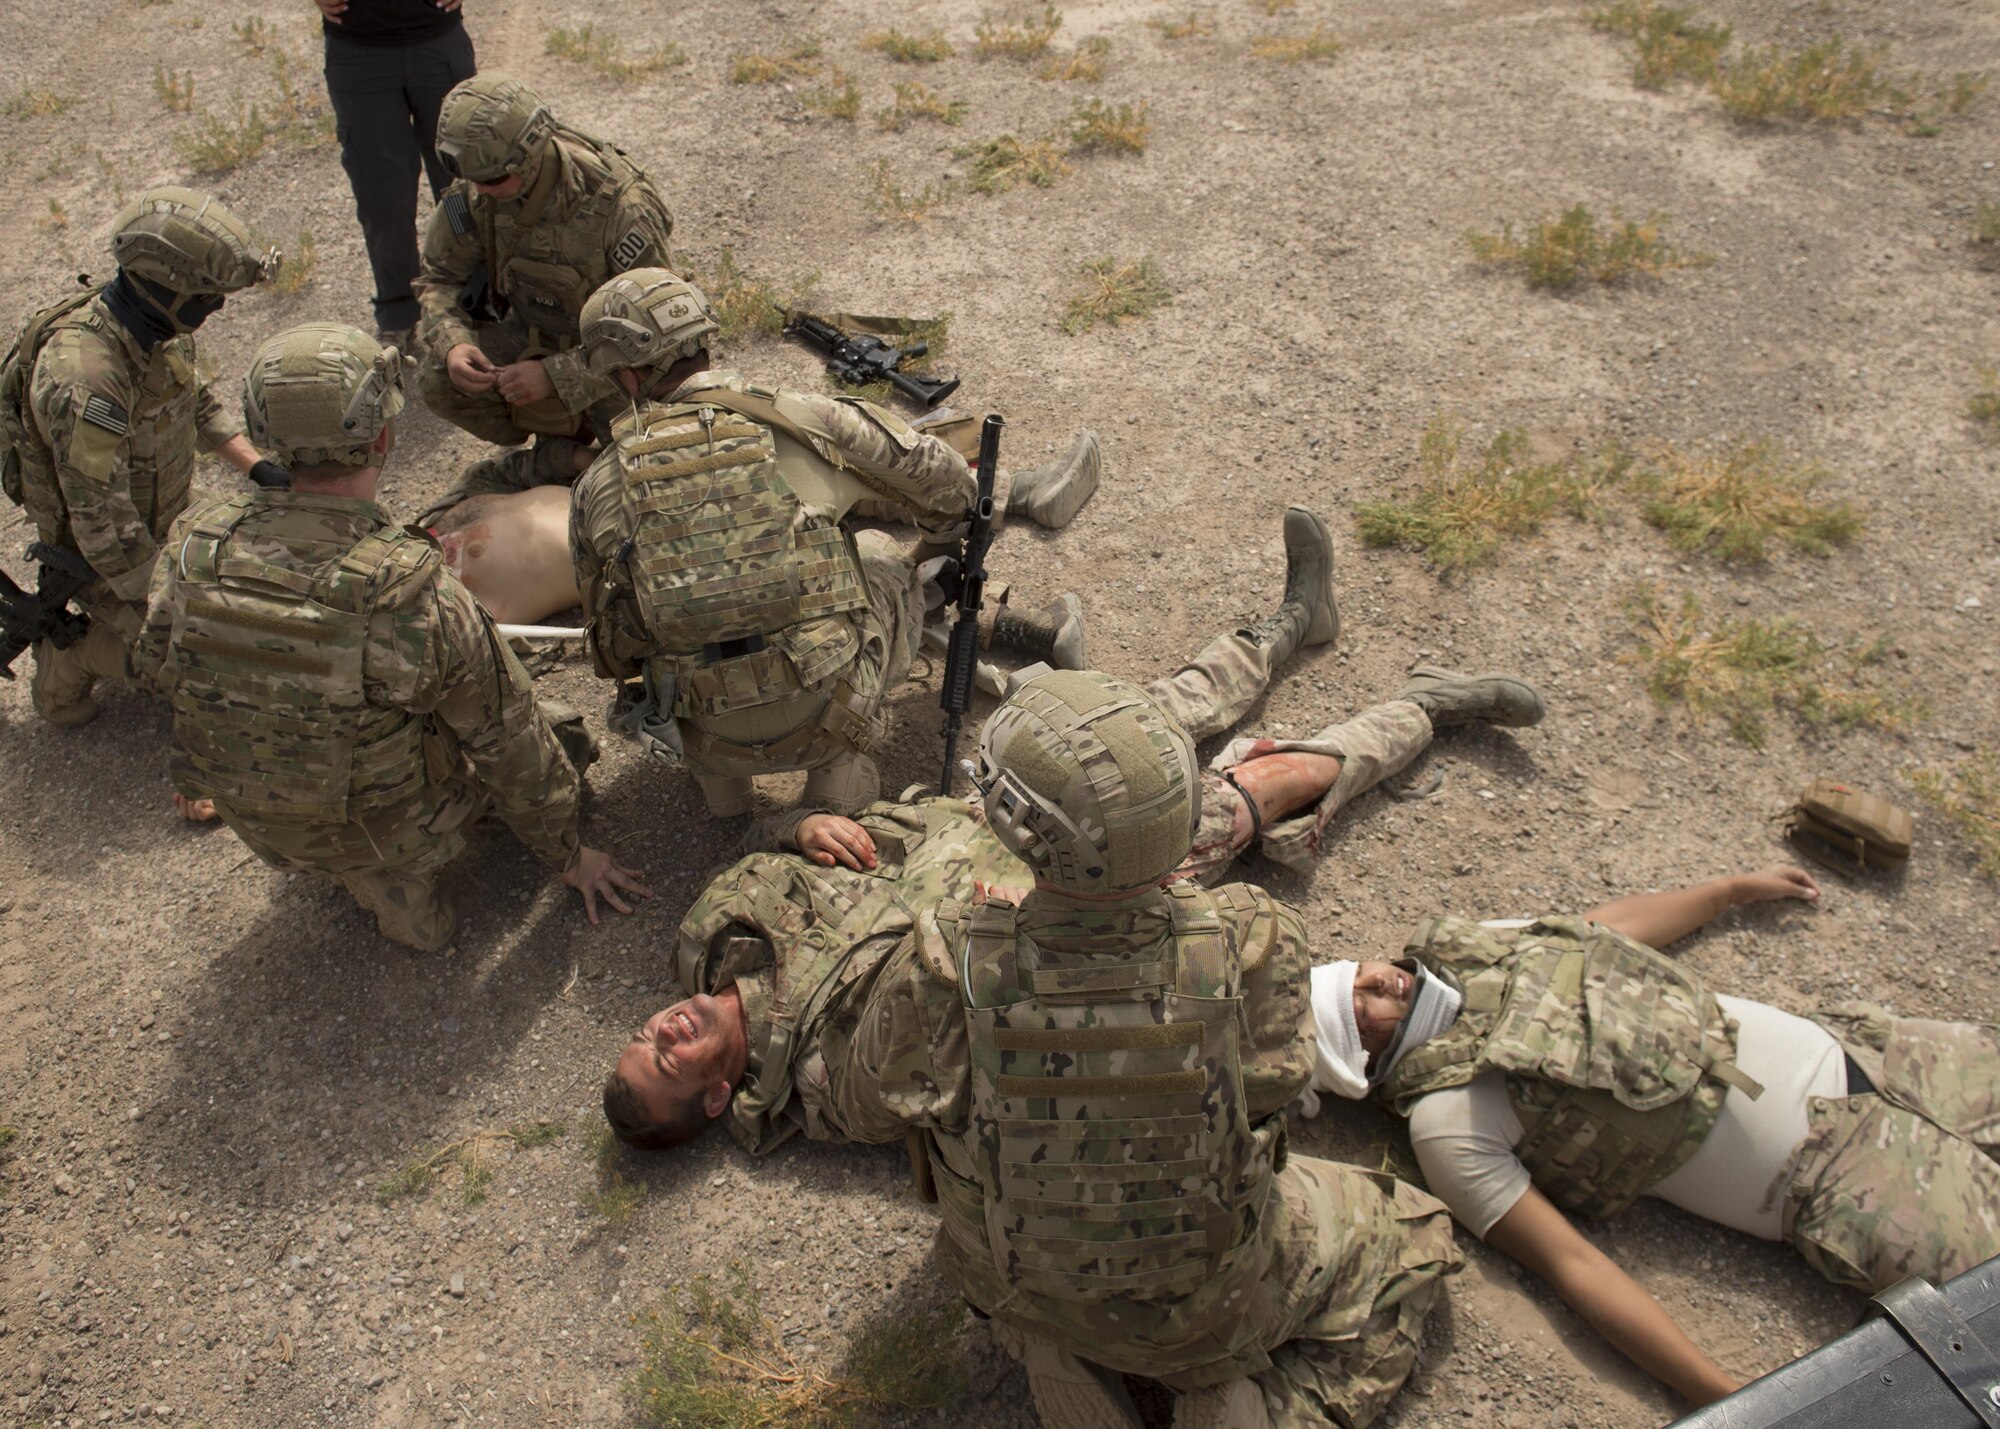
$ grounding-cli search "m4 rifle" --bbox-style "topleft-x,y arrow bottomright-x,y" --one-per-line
781,311 -> 961,408
0,542 -> 95,678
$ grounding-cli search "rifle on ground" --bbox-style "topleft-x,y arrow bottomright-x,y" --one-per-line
781,310 -> 961,409
0,543 -> 95,678
938,414 -> 1001,794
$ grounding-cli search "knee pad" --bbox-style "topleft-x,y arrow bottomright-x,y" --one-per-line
803,752 -> 879,815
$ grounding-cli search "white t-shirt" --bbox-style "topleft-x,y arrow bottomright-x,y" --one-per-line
1400,994 -> 1847,1239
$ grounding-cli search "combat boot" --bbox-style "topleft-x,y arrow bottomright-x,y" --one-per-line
1005,429 -> 1101,529
989,593 -> 1089,670
1400,666 -> 1546,728
1236,505 -> 1339,667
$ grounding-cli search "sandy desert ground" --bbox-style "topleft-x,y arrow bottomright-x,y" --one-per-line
1,0 -> 1997,1425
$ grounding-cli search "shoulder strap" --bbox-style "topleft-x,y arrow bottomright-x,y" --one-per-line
674,385 -> 857,475
329,524 -> 441,614
174,495 -> 263,585
958,898 -> 1022,1008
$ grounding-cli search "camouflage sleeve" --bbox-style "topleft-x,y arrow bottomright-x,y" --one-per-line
414,189 -> 482,362
540,347 -> 617,418
605,180 -> 674,275
792,390 -> 974,539
31,338 -> 155,607
744,806 -> 816,854
1235,891 -> 1315,1121
130,536 -> 181,689
387,571 -> 582,871
821,939 -> 970,1141
569,457 -> 649,679
190,341 -> 243,450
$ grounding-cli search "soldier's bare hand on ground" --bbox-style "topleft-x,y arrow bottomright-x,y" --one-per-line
798,814 -> 877,870
562,846 -> 653,924
445,344 -> 498,394
1733,865 -> 1821,906
493,360 -> 555,406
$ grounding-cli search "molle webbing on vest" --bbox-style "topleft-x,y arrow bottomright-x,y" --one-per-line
164,496 -> 428,823
995,1070 -> 1209,1099
625,443 -> 766,483
617,398 -> 869,713
622,420 -> 763,460
993,1022 -> 1205,1053
1381,915 -> 1748,1220
942,883 -> 1278,1306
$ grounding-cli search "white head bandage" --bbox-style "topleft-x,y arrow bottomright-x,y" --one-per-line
1307,961 -> 1370,1102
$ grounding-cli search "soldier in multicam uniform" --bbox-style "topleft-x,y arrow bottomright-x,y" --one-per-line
412,73 -> 675,518
569,269 -> 1092,818
132,322 -> 651,951
4,187 -> 279,727
603,644 -> 1550,1426
1305,866 -> 2000,1406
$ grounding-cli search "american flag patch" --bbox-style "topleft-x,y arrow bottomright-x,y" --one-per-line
79,393 -> 128,437
609,228 -> 652,270
442,191 -> 473,237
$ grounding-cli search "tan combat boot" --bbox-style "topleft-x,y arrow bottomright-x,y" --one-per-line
989,592 -> 1089,670
1235,505 -> 1339,668
1399,666 -> 1546,728
1005,430 -> 1101,529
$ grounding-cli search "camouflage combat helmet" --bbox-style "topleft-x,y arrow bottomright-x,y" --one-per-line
579,270 -> 718,377
972,669 -> 1199,895
242,323 -> 405,468
109,186 -> 271,303
435,74 -> 556,184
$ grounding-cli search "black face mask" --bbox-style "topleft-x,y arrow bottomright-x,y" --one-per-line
101,271 -> 178,351
171,289 -> 226,330
103,271 -> 224,347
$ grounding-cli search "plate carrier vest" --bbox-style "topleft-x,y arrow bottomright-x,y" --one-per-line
929,883 -> 1280,1304
163,496 -> 440,823
477,126 -> 651,354
614,390 -> 871,719
1377,915 -> 1764,1219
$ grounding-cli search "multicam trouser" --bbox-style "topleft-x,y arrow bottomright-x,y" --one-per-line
991,1157 -> 1461,1429
239,700 -> 593,954
1243,1159 -> 1461,1428
676,529 -> 925,818
1783,1006 -> 2000,1293
1150,626 -> 1431,883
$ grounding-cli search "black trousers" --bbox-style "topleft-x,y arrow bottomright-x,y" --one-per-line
323,25 -> 477,332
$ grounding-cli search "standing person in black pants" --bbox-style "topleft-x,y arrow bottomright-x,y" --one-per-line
317,0 -> 477,345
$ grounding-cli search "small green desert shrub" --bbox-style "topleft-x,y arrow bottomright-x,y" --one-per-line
1061,255 -> 1172,334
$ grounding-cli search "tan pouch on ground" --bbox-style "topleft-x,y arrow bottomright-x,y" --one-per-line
1785,779 -> 1914,871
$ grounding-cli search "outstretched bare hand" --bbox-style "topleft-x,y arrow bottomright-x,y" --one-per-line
798,814 -> 877,870
563,846 -> 653,924
1734,865 -> 1821,906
